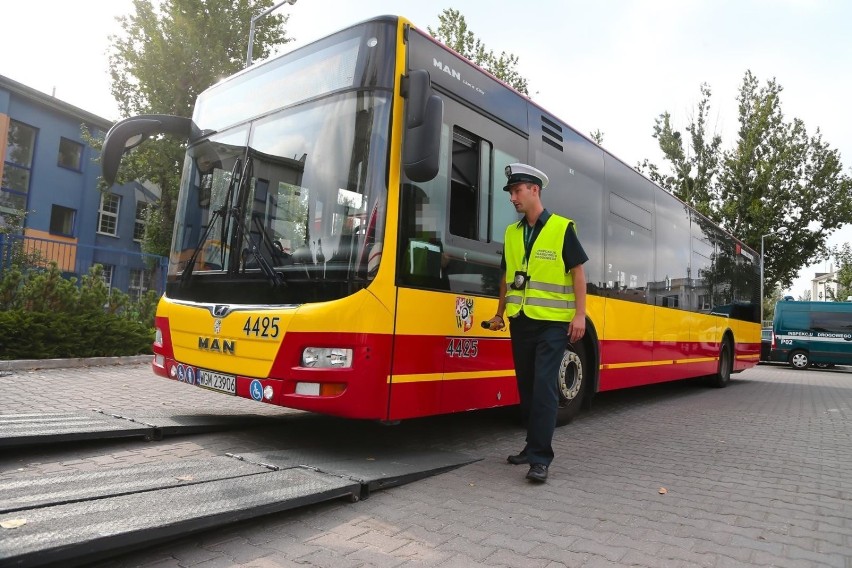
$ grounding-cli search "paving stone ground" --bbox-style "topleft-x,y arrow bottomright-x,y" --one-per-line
1,361 -> 851,567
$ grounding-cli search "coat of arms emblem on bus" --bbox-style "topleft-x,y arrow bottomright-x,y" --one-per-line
455,297 -> 474,332
213,318 -> 222,335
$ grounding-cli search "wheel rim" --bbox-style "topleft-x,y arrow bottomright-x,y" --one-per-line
558,349 -> 583,403
792,353 -> 808,368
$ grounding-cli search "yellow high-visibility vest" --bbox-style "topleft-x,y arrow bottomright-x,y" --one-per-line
504,215 -> 576,322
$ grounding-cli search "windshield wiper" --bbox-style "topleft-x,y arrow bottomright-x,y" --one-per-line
228,157 -> 283,287
180,206 -> 224,285
180,159 -> 242,285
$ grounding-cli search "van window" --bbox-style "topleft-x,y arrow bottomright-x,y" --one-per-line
811,311 -> 852,333
780,310 -> 809,331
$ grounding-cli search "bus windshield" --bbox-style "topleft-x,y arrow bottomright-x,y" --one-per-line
166,21 -> 396,305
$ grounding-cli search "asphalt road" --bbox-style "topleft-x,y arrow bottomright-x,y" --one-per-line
1,361 -> 850,567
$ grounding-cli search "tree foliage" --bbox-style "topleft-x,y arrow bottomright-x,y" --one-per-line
427,8 -> 529,95
638,71 -> 852,298
106,0 -> 292,256
828,243 -> 852,302
638,83 -> 723,221
589,129 -> 604,145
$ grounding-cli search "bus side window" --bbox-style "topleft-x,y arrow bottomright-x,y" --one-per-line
449,127 -> 481,240
442,126 -> 518,296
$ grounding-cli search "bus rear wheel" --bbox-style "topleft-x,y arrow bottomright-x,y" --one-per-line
789,350 -> 810,370
709,338 -> 732,388
556,342 -> 588,426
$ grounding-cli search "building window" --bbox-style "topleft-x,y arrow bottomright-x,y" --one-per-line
128,268 -> 149,302
98,193 -> 121,236
100,264 -> 114,291
2,120 -> 37,212
58,137 -> 84,171
49,205 -> 76,236
134,201 -> 148,241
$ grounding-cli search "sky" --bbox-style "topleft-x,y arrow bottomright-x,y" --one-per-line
1,0 -> 850,297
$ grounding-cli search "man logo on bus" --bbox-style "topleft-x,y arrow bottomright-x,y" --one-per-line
456,297 -> 474,332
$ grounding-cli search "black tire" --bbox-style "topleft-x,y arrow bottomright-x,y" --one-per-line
556,341 -> 588,426
709,338 -> 732,388
789,350 -> 810,370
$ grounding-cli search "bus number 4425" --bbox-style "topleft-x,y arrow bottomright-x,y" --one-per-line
243,316 -> 280,338
446,338 -> 479,358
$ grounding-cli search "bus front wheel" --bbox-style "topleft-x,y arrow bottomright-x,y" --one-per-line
789,350 -> 810,370
556,342 -> 588,426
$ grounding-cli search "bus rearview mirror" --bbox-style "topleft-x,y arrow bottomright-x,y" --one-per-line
403,70 -> 442,182
101,114 -> 197,186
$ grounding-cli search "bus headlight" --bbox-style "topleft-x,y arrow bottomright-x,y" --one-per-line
301,347 -> 353,368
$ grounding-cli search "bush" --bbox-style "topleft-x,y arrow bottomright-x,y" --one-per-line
0,263 -> 155,360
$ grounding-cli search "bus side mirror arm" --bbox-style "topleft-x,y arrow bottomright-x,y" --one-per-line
102,114 -> 198,186
402,70 -> 442,183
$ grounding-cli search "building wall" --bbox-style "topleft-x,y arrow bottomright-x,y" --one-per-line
811,272 -> 838,302
0,75 -> 163,296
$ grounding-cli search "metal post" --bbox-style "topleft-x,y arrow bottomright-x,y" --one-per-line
246,0 -> 297,67
760,233 -> 766,325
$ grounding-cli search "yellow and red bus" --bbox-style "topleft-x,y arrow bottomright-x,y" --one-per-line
102,15 -> 761,424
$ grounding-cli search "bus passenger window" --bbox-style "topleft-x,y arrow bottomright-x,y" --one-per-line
449,127 -> 480,240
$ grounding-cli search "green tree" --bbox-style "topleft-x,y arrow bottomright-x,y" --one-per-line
827,243 -> 852,301
638,83 -> 722,220
106,0 -> 292,257
428,8 -> 529,95
639,71 -> 852,298
589,129 -> 604,145
763,284 -> 784,324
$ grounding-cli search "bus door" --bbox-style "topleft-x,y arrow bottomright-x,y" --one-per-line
389,101 -> 526,420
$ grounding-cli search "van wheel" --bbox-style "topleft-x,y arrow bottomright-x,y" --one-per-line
556,342 -> 588,426
789,350 -> 810,370
709,338 -> 732,388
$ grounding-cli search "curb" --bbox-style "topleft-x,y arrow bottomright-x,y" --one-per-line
0,355 -> 151,372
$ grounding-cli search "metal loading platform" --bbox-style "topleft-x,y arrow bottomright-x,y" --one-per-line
0,410 -> 283,448
0,442 -> 478,567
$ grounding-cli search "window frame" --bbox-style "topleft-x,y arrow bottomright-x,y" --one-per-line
57,137 -> 84,171
100,264 -> 114,292
98,193 -> 121,236
134,201 -> 148,242
49,204 -> 77,236
2,119 -> 38,213
128,268 -> 149,302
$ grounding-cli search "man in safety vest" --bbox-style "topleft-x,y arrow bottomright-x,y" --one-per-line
485,163 -> 588,483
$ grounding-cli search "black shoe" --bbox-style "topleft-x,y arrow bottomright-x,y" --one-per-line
526,463 -> 548,482
507,452 -> 529,465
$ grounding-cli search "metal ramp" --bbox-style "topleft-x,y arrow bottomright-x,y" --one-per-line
0,410 -> 282,448
0,448 -> 478,567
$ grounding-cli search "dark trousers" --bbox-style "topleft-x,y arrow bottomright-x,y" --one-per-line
509,312 -> 568,466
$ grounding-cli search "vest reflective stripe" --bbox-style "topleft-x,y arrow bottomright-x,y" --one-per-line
507,296 -> 576,309
527,281 -> 574,295
504,214 -> 576,322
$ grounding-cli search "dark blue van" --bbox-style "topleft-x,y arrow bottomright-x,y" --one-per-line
770,301 -> 852,369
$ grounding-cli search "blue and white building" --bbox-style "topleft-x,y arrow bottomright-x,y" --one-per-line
0,74 -> 165,299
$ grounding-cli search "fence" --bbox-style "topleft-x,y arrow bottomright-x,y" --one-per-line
0,233 -> 168,298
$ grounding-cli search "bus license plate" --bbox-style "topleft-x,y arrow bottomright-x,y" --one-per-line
198,370 -> 236,395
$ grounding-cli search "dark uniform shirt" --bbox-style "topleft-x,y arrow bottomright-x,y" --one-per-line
500,209 -> 588,273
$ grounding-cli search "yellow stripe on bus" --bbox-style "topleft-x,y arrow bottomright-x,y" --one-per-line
601,357 -> 718,370
388,369 -> 515,384
392,356 -> 734,381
